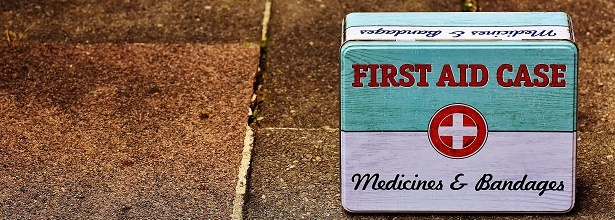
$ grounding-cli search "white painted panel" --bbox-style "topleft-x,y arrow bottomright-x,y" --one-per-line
341,132 -> 575,212
344,26 -> 572,41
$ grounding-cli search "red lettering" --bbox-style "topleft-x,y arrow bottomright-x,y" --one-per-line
380,64 -> 399,87
533,64 -> 550,87
436,64 -> 457,87
352,64 -> 368,87
497,64 -> 513,87
469,64 -> 488,87
399,64 -> 415,87
415,64 -> 432,87
550,64 -> 566,87
457,64 -> 469,87
512,64 -> 532,87
367,64 -> 379,87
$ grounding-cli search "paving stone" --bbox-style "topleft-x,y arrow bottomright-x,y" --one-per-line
246,129 -> 343,219
255,1 -> 458,129
1,0 -> 264,44
0,43 -> 259,219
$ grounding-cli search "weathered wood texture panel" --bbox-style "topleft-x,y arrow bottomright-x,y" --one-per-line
341,132 -> 575,212
340,42 -> 577,131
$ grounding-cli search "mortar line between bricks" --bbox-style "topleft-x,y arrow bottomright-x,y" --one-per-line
231,0 -> 272,219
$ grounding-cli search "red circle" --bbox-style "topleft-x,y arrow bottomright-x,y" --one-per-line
428,104 -> 488,159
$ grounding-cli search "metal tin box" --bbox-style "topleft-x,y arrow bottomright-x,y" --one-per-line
340,12 -> 577,213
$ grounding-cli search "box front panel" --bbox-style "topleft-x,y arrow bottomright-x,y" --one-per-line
340,41 -> 577,212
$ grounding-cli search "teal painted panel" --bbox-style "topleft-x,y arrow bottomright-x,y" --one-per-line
340,41 -> 577,132
345,12 -> 570,28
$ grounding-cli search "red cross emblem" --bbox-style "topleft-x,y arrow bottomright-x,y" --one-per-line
428,104 -> 488,159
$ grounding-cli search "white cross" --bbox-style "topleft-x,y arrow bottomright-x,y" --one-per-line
438,113 -> 478,149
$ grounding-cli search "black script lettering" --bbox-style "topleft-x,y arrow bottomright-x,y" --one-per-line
352,173 -> 379,190
556,181 -> 565,191
474,174 -> 566,196
449,31 -> 464,38
450,173 -> 467,190
435,180 -> 444,190
537,181 -> 549,196
512,174 -> 528,189
490,180 -> 503,190
426,31 -> 442,37
385,174 -> 401,190
351,173 -> 443,191
475,173 -> 493,191
377,179 -> 386,189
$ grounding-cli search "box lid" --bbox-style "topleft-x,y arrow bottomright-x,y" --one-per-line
342,12 -> 575,42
